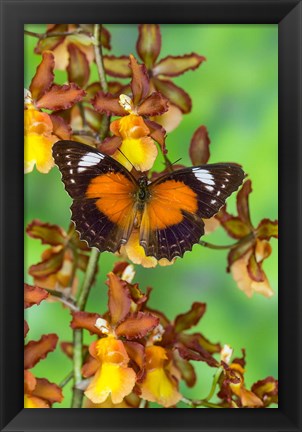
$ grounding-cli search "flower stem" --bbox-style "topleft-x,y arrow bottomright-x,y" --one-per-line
199,232 -> 255,251
93,24 -> 110,141
60,370 -> 74,388
71,248 -> 100,408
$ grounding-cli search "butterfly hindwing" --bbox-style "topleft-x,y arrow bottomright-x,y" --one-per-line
140,163 -> 245,260
52,141 -> 138,253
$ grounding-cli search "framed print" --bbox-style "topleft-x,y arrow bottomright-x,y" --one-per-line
0,1 -> 301,431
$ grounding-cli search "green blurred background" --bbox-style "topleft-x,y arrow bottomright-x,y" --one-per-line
24,24 -> 278,408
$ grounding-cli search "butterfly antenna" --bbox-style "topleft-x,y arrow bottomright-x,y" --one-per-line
117,148 -> 138,173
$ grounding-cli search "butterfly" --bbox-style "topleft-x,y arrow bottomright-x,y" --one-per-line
53,141 -> 245,261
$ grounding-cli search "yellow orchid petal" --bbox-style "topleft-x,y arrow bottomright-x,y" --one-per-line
112,136 -> 158,172
95,336 -> 129,365
123,231 -> 175,268
24,394 -> 49,408
24,134 -> 56,174
84,362 -> 136,405
140,367 -> 181,408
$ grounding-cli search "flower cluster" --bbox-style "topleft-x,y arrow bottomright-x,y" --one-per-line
24,284 -> 63,408
24,23 -> 278,409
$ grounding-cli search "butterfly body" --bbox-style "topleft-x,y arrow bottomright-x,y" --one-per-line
53,141 -> 245,261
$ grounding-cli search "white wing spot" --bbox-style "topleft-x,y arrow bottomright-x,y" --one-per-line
205,185 -> 214,192
78,152 -> 104,173
194,169 -> 215,186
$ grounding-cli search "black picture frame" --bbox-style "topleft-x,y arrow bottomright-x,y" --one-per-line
0,1 -> 301,431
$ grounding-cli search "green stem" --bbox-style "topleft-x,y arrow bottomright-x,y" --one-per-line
71,248 -> 100,408
60,370 -> 74,388
181,397 -> 222,409
42,288 -> 78,311
24,28 -> 85,40
93,24 -> 110,141
203,366 -> 223,402
199,232 -> 255,251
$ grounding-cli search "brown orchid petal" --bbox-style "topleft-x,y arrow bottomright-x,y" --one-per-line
34,24 -> 68,54
231,251 -> 274,298
143,119 -> 166,149
24,370 -> 36,393
176,343 -> 218,367
24,283 -> 49,308
84,82 -> 102,101
50,114 -> 71,140
247,252 -> 266,282
189,125 -> 211,165
108,81 -> 127,95
97,136 -> 122,156
84,107 -> 105,132
104,55 -> 131,78
82,355 -> 99,378
24,320 -> 29,338
24,334 -> 58,370
137,92 -> 169,117
152,104 -> 182,134
152,77 -> 192,113
145,307 -> 170,327
173,353 -> 196,387
136,24 -> 161,69
251,377 -> 278,403
184,332 -> 221,354
123,341 -> 145,379
36,84 -> 86,111
256,219 -> 278,240
34,35 -> 65,56
227,237 -> 255,270
115,312 -> 159,340
26,220 -> 66,246
92,91 -> 126,116
67,43 -> 90,88
178,333 -> 220,365
236,180 -> 253,227
101,25 -> 111,50
217,213 -> 251,239
107,272 -> 131,326
28,249 -> 64,279
129,54 -> 150,105
153,53 -> 206,77
29,51 -> 55,101
70,311 -> 104,336
127,283 -> 147,305
32,378 -> 63,405
174,302 -> 206,333
239,387 -> 263,408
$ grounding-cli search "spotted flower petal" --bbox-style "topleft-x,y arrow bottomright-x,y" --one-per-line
153,53 -> 206,77
136,24 -> 161,69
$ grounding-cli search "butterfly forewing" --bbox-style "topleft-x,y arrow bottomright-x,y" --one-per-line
139,163 -> 245,260
52,141 -> 138,253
